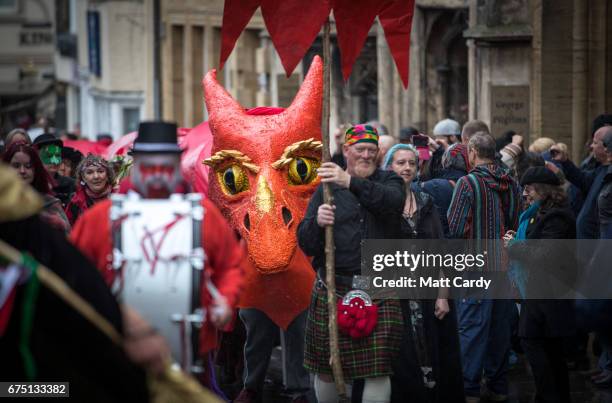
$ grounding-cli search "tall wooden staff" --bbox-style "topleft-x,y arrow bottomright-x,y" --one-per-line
320,18 -> 348,402
217,3 -> 415,399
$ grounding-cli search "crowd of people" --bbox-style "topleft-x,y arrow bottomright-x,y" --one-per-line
320,116 -> 612,403
1,110 -> 611,403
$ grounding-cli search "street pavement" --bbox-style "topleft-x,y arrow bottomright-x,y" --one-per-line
218,345 -> 612,403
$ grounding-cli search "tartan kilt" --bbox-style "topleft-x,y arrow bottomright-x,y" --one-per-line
304,280 -> 404,380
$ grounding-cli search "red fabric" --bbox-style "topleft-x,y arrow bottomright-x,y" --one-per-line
219,0 -> 260,70
333,0 -> 382,81
260,0 -> 331,76
219,1 -> 331,76
70,198 -> 245,353
177,122 -> 213,195
65,186 -> 90,226
379,0 -> 416,88
97,138 -> 113,147
105,132 -> 137,159
63,139 -> 107,156
219,0 -> 415,87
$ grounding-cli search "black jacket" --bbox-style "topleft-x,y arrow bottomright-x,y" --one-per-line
509,206 -> 577,338
0,215 -> 149,402
298,169 -> 405,275
598,165 -> 612,238
400,189 -> 444,239
53,174 -> 76,207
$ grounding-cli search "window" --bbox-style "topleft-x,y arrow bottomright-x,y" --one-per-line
0,0 -> 17,14
123,108 -> 140,134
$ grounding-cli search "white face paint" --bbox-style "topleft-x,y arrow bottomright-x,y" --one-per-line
131,153 -> 182,198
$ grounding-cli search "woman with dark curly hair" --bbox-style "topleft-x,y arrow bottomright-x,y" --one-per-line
2,141 -> 70,233
65,154 -> 115,225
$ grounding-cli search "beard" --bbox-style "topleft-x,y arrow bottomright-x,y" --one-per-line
352,160 -> 377,178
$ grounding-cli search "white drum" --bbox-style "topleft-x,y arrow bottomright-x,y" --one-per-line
110,192 -> 206,373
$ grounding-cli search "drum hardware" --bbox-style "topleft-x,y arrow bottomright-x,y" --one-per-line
171,309 -> 205,327
189,248 -> 205,270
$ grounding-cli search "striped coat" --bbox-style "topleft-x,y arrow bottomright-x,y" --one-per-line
447,164 -> 520,270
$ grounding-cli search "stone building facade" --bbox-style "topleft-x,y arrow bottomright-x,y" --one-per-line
3,0 -> 610,160
0,0 -> 56,134
394,0 -> 612,160
159,0 -> 302,129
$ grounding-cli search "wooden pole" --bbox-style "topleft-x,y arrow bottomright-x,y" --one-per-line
321,18 -> 348,402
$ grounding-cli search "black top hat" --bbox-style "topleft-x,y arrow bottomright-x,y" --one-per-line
33,133 -> 62,149
132,121 -> 182,154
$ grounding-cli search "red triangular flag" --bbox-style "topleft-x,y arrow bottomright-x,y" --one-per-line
333,0 -> 384,81
261,0 -> 331,76
378,0 -> 415,88
219,0 -> 261,70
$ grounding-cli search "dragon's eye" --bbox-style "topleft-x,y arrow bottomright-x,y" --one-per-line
217,165 -> 249,195
288,157 -> 319,185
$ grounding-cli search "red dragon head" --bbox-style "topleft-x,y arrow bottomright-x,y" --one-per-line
202,56 -> 323,274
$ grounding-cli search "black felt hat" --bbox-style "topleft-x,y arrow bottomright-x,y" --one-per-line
32,133 -> 62,149
132,121 -> 182,154
62,146 -> 83,164
520,166 -> 560,186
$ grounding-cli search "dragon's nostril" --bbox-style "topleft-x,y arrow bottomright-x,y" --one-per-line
244,213 -> 251,231
282,207 -> 292,226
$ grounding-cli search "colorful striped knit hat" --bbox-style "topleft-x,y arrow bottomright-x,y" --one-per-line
344,124 -> 379,146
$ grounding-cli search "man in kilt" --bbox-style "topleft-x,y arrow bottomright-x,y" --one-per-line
298,124 -> 406,403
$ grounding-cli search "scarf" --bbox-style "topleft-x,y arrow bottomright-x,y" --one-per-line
84,184 -> 112,202
508,200 -> 541,298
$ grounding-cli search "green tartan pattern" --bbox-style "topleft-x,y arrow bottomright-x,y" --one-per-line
303,281 -> 404,380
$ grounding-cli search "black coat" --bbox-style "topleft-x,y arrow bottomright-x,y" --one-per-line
509,206 -> 577,338
0,215 -> 149,402
399,189 -> 444,239
53,173 -> 76,207
392,189 -> 465,403
298,169 -> 405,275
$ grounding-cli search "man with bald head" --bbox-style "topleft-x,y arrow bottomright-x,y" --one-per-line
377,134 -> 397,167
461,120 -> 490,145
551,125 -> 612,239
